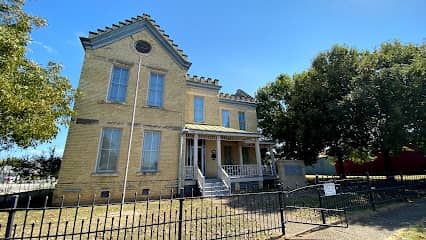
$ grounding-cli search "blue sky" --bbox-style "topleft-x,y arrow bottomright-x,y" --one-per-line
1,0 -> 425,159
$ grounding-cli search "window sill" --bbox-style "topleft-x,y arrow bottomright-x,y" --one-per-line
91,172 -> 120,177
98,100 -> 129,106
143,105 -> 164,110
136,171 -> 159,176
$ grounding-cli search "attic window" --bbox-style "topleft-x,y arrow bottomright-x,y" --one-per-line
135,40 -> 151,54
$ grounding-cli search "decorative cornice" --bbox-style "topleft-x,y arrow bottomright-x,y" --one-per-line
80,14 -> 191,70
218,92 -> 256,107
219,98 -> 256,107
185,74 -> 221,91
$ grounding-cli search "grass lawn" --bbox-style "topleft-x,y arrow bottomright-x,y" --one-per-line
0,193 -> 285,239
387,223 -> 426,240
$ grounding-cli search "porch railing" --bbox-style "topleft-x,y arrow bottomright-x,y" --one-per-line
262,164 -> 275,176
196,167 -> 205,195
223,164 -> 259,177
218,167 -> 231,194
223,164 -> 276,177
184,166 -> 193,179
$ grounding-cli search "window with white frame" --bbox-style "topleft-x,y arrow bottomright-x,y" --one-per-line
222,110 -> 230,128
107,66 -> 129,103
194,96 -> 204,122
238,112 -> 246,130
96,128 -> 122,172
147,73 -> 164,107
142,131 -> 161,172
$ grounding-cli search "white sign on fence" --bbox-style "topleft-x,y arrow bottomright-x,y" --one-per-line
323,182 -> 336,196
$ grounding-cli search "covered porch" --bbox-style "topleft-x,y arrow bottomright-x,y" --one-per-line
180,124 -> 276,194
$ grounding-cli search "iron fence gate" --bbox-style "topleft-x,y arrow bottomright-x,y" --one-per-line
283,184 -> 348,228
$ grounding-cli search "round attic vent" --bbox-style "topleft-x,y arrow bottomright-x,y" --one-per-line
135,40 -> 151,54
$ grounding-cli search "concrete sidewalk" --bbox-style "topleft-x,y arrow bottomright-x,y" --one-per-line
282,197 -> 426,240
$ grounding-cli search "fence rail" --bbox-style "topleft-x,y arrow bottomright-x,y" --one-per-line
0,179 -> 57,196
0,191 -> 286,240
1,172 -> 425,239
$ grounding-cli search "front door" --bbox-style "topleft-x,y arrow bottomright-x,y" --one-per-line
186,139 -> 206,175
224,146 -> 233,165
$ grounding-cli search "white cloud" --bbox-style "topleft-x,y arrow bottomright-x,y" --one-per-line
31,41 -> 58,54
66,31 -> 85,47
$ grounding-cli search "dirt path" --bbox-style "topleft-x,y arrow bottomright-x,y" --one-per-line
283,197 -> 426,240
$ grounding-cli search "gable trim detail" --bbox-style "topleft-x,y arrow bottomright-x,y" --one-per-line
80,19 -> 191,70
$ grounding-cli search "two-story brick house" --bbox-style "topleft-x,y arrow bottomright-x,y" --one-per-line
54,14 -> 276,203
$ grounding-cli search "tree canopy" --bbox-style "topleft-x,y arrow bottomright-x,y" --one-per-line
256,41 -> 426,171
0,0 -> 76,151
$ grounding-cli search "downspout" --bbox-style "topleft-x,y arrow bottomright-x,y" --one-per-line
122,56 -> 142,204
178,129 -> 188,196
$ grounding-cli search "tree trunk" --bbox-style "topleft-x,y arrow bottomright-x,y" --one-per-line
383,148 -> 393,177
337,153 -> 346,179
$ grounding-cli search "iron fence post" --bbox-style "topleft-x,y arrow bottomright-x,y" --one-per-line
5,195 -> 19,239
277,184 -> 286,236
318,187 -> 326,224
178,188 -> 184,240
369,187 -> 376,211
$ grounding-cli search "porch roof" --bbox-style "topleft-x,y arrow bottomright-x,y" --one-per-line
184,124 -> 261,137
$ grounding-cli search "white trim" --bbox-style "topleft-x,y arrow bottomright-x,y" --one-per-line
221,109 -> 231,128
105,65 -> 130,104
146,72 -> 166,108
193,95 -> 205,123
185,129 -> 261,138
104,64 -> 114,103
140,130 -> 162,172
93,127 -> 104,173
95,127 -> 122,173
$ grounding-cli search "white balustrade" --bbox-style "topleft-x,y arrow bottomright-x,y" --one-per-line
184,166 -> 193,179
222,164 -> 259,177
218,167 -> 231,194
222,164 -> 276,177
196,167 -> 205,195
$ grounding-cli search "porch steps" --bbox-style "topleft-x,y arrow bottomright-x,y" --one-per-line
202,178 -> 230,197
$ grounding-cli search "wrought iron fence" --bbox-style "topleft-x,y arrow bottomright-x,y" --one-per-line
319,174 -> 426,211
0,190 -> 286,240
1,172 -> 424,239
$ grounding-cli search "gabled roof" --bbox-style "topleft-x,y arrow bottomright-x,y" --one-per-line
80,14 -> 191,69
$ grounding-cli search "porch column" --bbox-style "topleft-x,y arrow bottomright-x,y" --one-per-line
216,136 -> 222,171
255,139 -> 263,189
193,134 -> 199,177
238,143 -> 244,167
269,146 -> 276,175
239,143 -> 243,175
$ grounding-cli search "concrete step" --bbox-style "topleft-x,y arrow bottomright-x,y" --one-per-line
199,178 -> 230,197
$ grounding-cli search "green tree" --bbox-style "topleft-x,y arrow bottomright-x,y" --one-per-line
357,41 -> 426,173
257,46 -> 368,173
257,41 -> 426,176
34,148 -> 62,178
0,0 -> 76,151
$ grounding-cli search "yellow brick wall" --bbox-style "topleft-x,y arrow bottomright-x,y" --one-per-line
55,30 -> 185,204
55,27 -> 259,204
185,87 -> 257,131
185,87 -> 220,125
218,103 -> 257,132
